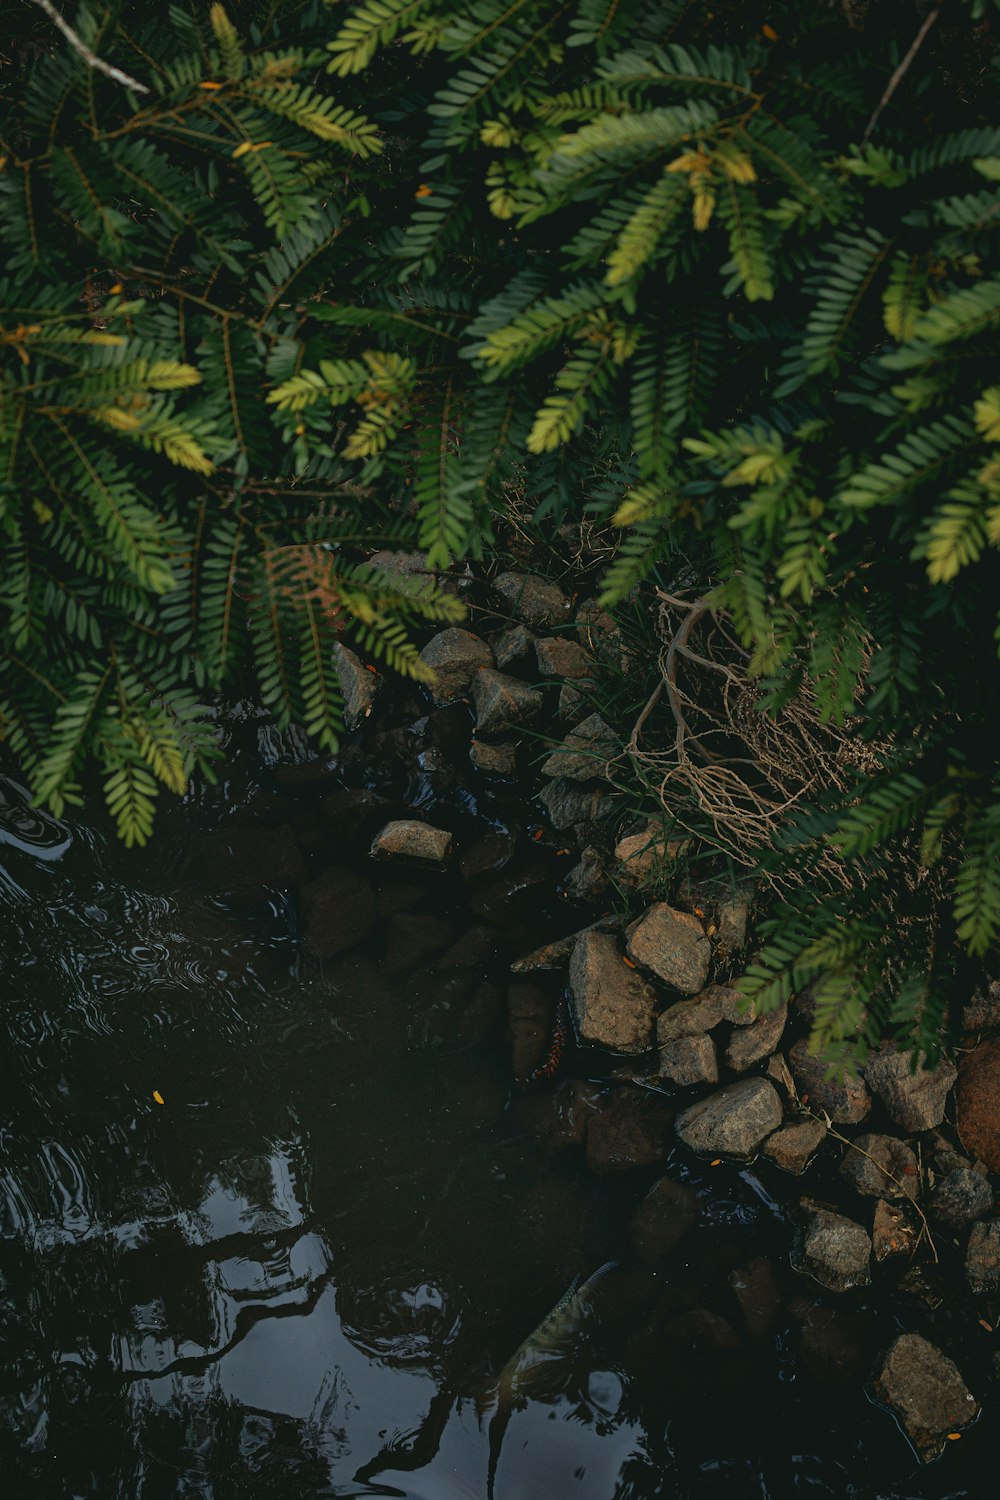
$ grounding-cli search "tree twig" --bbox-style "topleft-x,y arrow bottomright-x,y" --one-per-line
861,5 -> 940,146
29,0 -> 150,94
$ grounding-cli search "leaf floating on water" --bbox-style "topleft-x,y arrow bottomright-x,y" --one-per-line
710,1158 -> 722,1167
947,1433 -> 962,1441
152,1090 -> 164,1105
978,1318 -> 993,1332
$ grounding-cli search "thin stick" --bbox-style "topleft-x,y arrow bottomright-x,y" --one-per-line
861,5 -> 940,146
30,0 -> 150,94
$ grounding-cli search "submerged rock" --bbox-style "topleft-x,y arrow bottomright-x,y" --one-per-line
471,668 -> 543,737
321,787 -> 395,841
569,930 -> 658,1054
839,1134 -> 919,1201
301,867 -> 376,958
370,819 -> 452,863
965,1218 -> 1000,1294
585,1090 -> 674,1174
792,1205 -> 871,1293
418,628 -> 493,704
872,1334 -> 979,1461
458,831 -> 514,881
731,1257 -> 781,1341
333,642 -> 380,730
726,1002 -> 787,1072
625,904 -> 711,995
201,824 -> 307,892
763,1119 -> 827,1175
494,570 -> 571,629
787,1039 -> 871,1125
506,981 -> 553,1078
864,1045 -> 956,1132
382,913 -> 454,975
470,739 -> 517,778
956,1037 -> 1000,1171
675,1078 -> 782,1160
930,1168 -> 993,1228
658,1033 -> 718,1087
541,712 -> 618,782
631,1175 -> 698,1261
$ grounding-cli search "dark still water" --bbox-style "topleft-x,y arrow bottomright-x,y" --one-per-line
0,706 -> 995,1499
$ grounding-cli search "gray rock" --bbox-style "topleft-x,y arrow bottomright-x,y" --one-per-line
471,668 -> 543,738
864,1046 -> 957,1132
659,1033 -> 719,1087
558,682 -> 591,725
793,1205 -> 871,1292
788,1038 -> 872,1125
839,1134 -> 920,1201
712,983 -> 756,1024
562,845 -> 609,903
470,739 -> 517,778
715,894 -> 750,957
538,778 -> 609,832
965,1218 -> 1000,1294
418,628 -> 493,704
535,636 -> 593,679
931,1168 -> 994,1227
631,1176 -> 698,1261
626,904 -> 711,995
872,1333 -> 979,1461
569,930 -> 659,1054
762,1119 -> 827,1175
872,1198 -> 918,1261
494,570 -> 571,629
492,623 -> 535,669
367,549 -> 431,580
657,990 -> 726,1043
962,979 -> 1000,1033
613,829 -> 673,888
726,1003 -> 788,1072
333,642 -> 380,730
301,867 -> 376,958
541,712 -> 618,782
675,1078 -> 783,1160
370,819 -> 452,864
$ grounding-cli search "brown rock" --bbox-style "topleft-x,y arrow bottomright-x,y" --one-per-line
562,846 -> 609,903
763,1119 -> 827,1175
585,1091 -> 674,1174
510,917 -> 618,974
658,1034 -> 719,1087
370,819 -> 452,863
626,904 -> 711,995
569,930 -> 658,1054
839,1134 -> 920,1201
631,1176 -> 698,1261
534,636 -> 593,679
961,979 -> 1000,1033
558,681 -> 591,725
730,1257 -> 781,1340
787,1039 -> 872,1125
675,1078 -> 783,1160
715,895 -> 750,958
864,1046 -> 957,1132
726,1003 -> 788,1072
418,628 -> 493,704
957,1037 -> 1000,1171
766,1052 -> 798,1102
471,668 -> 544,738
872,1198 -> 918,1261
872,1334 -> 979,1461
966,1218 -> 1000,1295
494,570 -> 571,629
792,1205 -> 871,1292
657,990 -> 725,1042
575,599 -> 628,670
613,830 -> 684,889
301,867 -> 376,958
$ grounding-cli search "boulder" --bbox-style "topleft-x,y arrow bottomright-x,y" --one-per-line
506,982 -> 553,1079
333,642 -> 380,730
956,1037 -> 1000,1171
839,1134 -> 920,1201
535,636 -> 593,679
458,832 -> 514,881
626,904 -> 711,995
631,1176 -> 698,1261
492,623 -> 535,669
871,1334 -> 979,1461
864,1046 -> 957,1133
470,739 -> 517,778
418,628 -> 493,704
792,1205 -> 871,1292
762,1119 -> 827,1175
585,1090 -> 674,1174
541,713 -> 618,782
726,1003 -> 788,1072
569,930 -> 658,1054
370,819 -> 452,864
872,1198 -> 918,1261
562,845 -> 609,903
930,1168 -> 993,1228
301,867 -> 376,958
675,1078 -> 783,1160
657,990 -> 726,1043
658,1034 -> 718,1087
538,778 -> 610,832
471,668 -> 543,738
494,570 -> 571,629
787,1039 -> 872,1125
965,1218 -> 1000,1295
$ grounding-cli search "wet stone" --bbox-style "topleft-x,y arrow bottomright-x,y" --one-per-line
321,787 -> 394,841
370,819 -> 452,864
631,1176 -> 698,1262
675,1078 -> 783,1160
534,636 -> 593,679
515,1079 -> 603,1150
541,713 -> 618,782
492,623 -> 535,669
792,1205 -> 871,1293
585,1090 -> 674,1175
418,628 -> 493,704
201,823 -> 307,892
470,739 -> 517,778
658,1033 -> 718,1087
626,904 -> 711,996
510,917 -> 618,974
726,1002 -> 787,1073
864,1045 -> 957,1133
333,642 -> 380,731
494,570 -> 571,629
839,1134 -> 919,1201
458,831 -> 514,882
471,668 -> 543,738
731,1257 -> 781,1341
957,1037 -> 1000,1172
872,1333 -> 979,1461
382,913 -> 454,975
762,1118 -> 827,1175
506,982 -> 553,1079
561,845 -> 608,903
872,1198 -> 918,1261
930,1167 -> 993,1227
437,925 -> 500,972
965,1218 -> 1000,1295
569,930 -> 658,1054
787,1038 -> 872,1125
270,757 -> 340,795
790,1298 -> 874,1384
657,990 -> 725,1043
301,867 -> 376,959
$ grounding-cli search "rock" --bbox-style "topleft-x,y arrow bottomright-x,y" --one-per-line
766,1052 -> 798,1102
715,895 -> 750,958
839,1134 -> 920,1201
534,636 -> 593,679
320,787 -> 394,841
458,832 -> 514,881
930,1168 -> 993,1227
762,1119 -> 827,1175
506,982 -> 553,1078
662,1309 -> 742,1354
558,682 -> 591,725
562,846 -> 608,903
872,1334 -> 979,1461
658,1034 -> 718,1087
471,668 -> 544,738
711,983 -> 755,1024
201,823 -> 307,892
437,925 -> 500,971
492,623 -> 535,669
726,1003 -> 788,1072
872,1199 -> 918,1261
494,570 -> 571,629
367,549 -> 430,580
631,1176 -> 698,1261
864,1046 -> 957,1133
625,904 -> 711,995
792,1205 -> 871,1292
569,930 -> 658,1054
470,739 -> 517,778
898,1264 -> 946,1309
787,1039 -> 871,1125
541,712 -> 618,782
790,1297 -> 876,1383
965,1218 -> 1000,1294
510,917 -> 618,974
675,1078 -> 783,1160
657,990 -> 726,1043
515,1079 -> 603,1150
962,979 -> 1000,1033
575,599 -> 628,670
956,1037 -> 1000,1171
538,778 -> 610,832
613,830 -> 673,888
270,758 -> 340,795
730,1257 -> 781,1340
382,913 -> 454,975
370,819 -> 452,864
301,867 -> 376,958
418,628 -> 493,704
585,1091 -> 674,1174
333,642 -> 380,730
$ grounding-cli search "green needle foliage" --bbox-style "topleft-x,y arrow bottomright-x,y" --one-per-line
1,0 -> 998,1054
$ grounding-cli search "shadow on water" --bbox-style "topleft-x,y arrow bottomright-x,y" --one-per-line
0,712 -> 996,1498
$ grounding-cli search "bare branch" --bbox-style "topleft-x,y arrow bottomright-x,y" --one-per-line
29,0 -> 150,94
861,5 -> 940,147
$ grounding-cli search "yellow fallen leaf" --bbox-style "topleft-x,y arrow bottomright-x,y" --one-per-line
710,1158 -> 722,1167
415,183 -> 433,198
762,24 -> 778,41
978,1318 -> 993,1332
947,1433 -> 961,1441
152,1090 -> 164,1105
